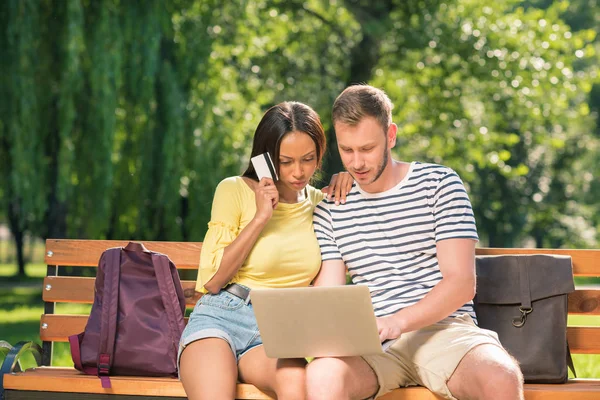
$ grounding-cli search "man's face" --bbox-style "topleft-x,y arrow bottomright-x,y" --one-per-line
335,116 -> 396,190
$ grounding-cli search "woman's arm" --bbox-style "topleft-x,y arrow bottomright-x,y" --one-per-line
321,171 -> 354,205
203,178 -> 278,293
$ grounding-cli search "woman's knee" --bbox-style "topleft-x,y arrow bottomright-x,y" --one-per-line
274,366 -> 306,400
179,339 -> 238,400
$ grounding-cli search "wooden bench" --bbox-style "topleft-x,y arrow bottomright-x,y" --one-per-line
2,239 -> 600,399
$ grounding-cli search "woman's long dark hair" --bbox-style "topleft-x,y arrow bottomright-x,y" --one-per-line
242,102 -> 326,181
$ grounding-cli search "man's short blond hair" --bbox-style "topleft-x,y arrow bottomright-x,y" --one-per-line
332,84 -> 393,132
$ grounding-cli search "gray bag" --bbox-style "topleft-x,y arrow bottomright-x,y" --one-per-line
473,254 -> 576,383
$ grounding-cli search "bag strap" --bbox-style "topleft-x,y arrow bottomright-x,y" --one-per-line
68,332 -> 98,376
97,248 -> 121,388
512,257 -> 533,327
68,333 -> 84,371
519,257 -> 532,310
152,254 -> 185,357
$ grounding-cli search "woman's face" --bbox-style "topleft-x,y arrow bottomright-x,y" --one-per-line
276,131 -> 318,193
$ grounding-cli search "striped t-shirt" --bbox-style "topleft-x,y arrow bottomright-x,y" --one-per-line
313,162 -> 478,318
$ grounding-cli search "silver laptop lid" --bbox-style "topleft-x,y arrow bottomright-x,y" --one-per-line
250,285 -> 384,358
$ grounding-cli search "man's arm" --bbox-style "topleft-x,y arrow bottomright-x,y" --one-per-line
377,238 -> 476,341
312,259 -> 347,286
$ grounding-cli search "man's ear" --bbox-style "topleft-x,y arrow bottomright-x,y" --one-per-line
387,123 -> 398,148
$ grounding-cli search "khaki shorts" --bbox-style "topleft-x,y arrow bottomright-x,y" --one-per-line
362,313 -> 503,399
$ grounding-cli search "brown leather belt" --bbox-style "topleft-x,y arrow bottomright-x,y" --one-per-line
223,283 -> 251,303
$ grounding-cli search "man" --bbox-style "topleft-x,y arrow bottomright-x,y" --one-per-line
308,85 -> 523,400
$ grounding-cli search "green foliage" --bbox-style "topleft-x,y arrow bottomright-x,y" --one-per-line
371,0 -> 599,246
0,0 -> 45,229
0,0 -> 598,252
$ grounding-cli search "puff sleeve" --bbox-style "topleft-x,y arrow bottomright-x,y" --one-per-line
196,178 -> 243,292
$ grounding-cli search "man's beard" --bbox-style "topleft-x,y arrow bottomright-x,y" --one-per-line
369,145 -> 388,185
346,143 -> 389,186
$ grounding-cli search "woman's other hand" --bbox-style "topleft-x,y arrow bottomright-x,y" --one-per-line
254,178 -> 279,222
321,171 -> 353,205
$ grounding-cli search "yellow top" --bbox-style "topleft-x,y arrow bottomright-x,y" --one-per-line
196,176 -> 325,293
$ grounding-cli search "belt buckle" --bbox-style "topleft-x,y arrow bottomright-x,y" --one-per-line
226,283 -> 251,305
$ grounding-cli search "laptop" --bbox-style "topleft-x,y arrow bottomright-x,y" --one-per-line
250,285 -> 388,358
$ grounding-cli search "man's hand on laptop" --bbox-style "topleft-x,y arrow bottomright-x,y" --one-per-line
376,315 -> 403,342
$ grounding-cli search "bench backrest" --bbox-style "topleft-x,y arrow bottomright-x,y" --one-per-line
40,239 -> 600,366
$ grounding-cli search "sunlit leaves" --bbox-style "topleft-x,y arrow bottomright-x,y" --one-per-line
371,0 -> 598,246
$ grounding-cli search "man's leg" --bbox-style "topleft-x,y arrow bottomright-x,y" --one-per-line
447,344 -> 524,400
305,356 -> 379,400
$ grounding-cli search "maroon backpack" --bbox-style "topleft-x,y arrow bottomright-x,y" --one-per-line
69,242 -> 186,388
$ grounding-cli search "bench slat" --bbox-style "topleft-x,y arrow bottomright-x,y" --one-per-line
569,290 -> 600,315
567,327 -> 600,354
4,367 -> 600,399
380,380 -> 600,400
42,277 -> 600,316
39,315 -> 600,354
45,240 -> 202,269
43,277 -> 202,306
475,248 -> 600,277
3,367 -> 271,398
45,240 -> 600,277
40,315 -> 186,342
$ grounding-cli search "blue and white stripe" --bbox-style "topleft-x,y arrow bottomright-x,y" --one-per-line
313,162 -> 478,318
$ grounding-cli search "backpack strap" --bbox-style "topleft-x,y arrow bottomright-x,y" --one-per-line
97,247 -> 121,388
152,254 -> 185,362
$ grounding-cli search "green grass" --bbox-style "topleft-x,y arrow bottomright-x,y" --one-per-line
569,315 -> 600,378
0,284 -> 86,367
0,262 -> 47,281
0,259 -> 90,367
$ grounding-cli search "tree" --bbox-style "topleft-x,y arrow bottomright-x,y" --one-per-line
0,0 -> 46,276
1,0 -> 598,278
372,0 -> 598,247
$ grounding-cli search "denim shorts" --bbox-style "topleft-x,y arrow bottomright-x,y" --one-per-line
177,286 -> 262,372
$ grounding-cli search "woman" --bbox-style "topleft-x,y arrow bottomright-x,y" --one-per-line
179,102 -> 351,400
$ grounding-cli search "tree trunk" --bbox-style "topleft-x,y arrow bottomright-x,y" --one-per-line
321,1 -> 394,181
7,201 -> 26,277
43,96 -> 69,240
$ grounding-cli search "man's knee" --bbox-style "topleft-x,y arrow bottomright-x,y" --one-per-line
485,357 -> 523,387
478,356 -> 523,400
449,345 -> 524,400
306,358 -> 348,399
480,346 -> 523,385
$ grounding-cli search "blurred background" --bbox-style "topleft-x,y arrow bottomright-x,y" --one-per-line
0,0 -> 598,275
0,0 -> 599,373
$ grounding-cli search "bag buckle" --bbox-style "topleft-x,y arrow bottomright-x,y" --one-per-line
98,362 -> 110,375
512,306 -> 533,328
98,354 -> 110,375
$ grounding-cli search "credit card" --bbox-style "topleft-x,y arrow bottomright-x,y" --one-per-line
251,152 -> 278,181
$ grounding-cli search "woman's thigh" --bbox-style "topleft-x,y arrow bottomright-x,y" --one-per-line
238,345 -> 307,399
179,338 -> 237,400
